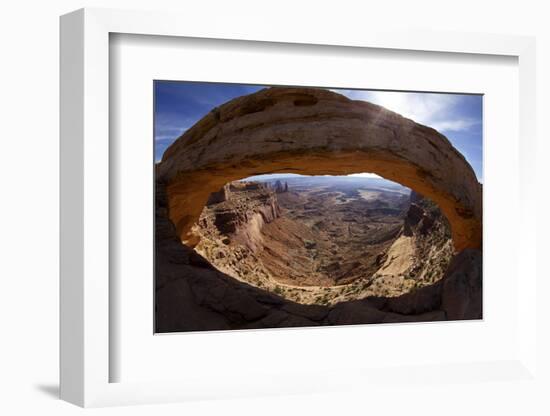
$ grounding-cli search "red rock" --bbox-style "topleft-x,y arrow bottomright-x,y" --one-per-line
158,87 -> 482,252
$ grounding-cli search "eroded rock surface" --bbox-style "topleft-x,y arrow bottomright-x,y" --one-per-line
154,87 -> 483,331
155,180 -> 482,332
190,179 -> 454,306
157,87 -> 482,252
193,181 -> 280,253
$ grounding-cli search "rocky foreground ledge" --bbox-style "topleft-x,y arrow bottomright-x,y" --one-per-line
155,181 -> 482,332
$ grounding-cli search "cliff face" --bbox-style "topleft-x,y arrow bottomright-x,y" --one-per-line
191,181 -> 286,294
406,191 -> 455,284
155,179 -> 482,333
158,87 -> 482,252
192,181 -> 280,254
153,86 -> 483,332
375,191 -> 454,287
189,180 -> 456,307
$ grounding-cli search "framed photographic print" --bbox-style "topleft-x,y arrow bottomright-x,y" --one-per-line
60,7 -> 539,408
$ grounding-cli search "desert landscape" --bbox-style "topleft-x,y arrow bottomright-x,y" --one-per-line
191,175 -> 454,306
154,85 -> 483,332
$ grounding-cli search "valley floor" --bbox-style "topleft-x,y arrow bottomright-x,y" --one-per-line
192,179 -> 454,306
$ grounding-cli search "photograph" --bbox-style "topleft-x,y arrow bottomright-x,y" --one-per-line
3,0 -> 544,412
154,82 -> 483,332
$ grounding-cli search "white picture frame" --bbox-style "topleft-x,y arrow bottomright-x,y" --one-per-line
60,7 -> 538,408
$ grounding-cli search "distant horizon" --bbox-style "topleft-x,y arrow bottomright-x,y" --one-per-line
241,172 -> 383,181
242,171 -> 484,186
239,173 -> 415,194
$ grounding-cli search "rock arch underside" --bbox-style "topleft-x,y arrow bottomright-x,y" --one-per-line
155,87 -> 482,332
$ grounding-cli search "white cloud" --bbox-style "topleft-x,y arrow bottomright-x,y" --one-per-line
333,89 -> 474,133
154,127 -> 189,141
429,119 -> 480,132
347,173 -> 382,178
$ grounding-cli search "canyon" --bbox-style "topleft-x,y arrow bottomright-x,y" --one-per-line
156,177 -> 482,332
158,87 -> 482,253
154,87 -> 483,332
191,176 -> 454,306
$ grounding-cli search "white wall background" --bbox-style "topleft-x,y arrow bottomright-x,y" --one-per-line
0,1 -> 548,415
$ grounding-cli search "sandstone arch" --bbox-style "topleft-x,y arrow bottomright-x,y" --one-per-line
157,87 -> 482,251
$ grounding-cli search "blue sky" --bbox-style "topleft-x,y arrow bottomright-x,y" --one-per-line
154,81 -> 483,181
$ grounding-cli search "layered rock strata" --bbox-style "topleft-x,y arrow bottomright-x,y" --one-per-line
191,180 -> 454,305
155,180 -> 482,332
157,87 -> 482,252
